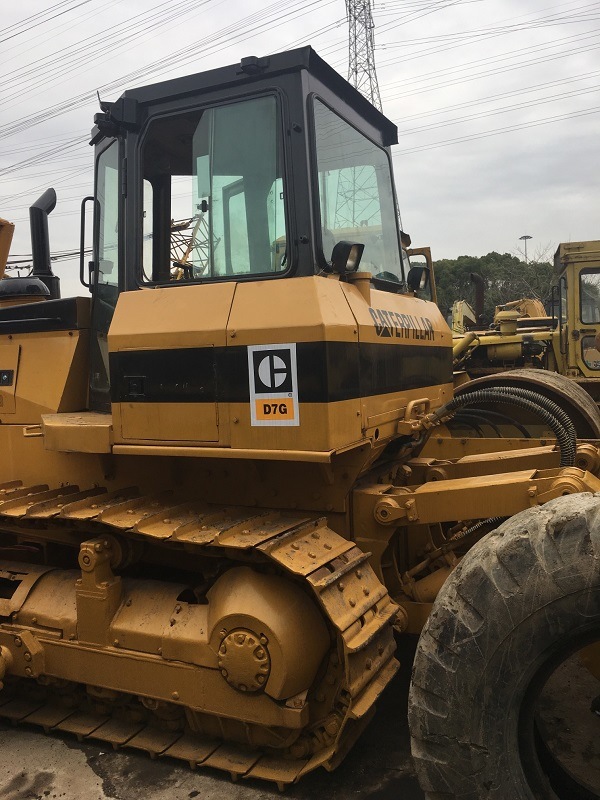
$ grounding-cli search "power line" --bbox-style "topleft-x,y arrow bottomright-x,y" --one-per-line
393,104 -> 600,155
382,36 -> 600,101
398,82 -> 600,135
0,0 -> 332,142
397,69 -> 600,121
3,0 -> 600,222
6,246 -> 92,268
0,1 -> 93,44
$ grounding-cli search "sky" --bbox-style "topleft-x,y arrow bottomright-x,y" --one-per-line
1,0 -> 599,297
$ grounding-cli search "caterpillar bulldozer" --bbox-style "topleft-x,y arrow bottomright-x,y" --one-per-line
0,48 -> 598,798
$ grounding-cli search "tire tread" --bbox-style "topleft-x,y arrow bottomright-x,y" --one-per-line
409,493 -> 600,799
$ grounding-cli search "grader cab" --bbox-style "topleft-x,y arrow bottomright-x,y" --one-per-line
0,48 -> 598,798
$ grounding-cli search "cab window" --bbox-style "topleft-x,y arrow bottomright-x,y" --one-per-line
582,335 -> 600,370
580,269 -> 600,323
96,141 -> 119,287
313,99 -> 402,283
141,95 -> 287,283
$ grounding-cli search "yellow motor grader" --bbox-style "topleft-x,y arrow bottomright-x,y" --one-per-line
449,243 -> 600,435
0,48 -> 598,798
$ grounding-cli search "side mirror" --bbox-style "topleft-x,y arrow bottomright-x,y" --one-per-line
407,265 -> 429,293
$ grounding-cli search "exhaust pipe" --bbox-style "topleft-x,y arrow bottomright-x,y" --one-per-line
29,188 -> 60,299
470,272 -> 484,323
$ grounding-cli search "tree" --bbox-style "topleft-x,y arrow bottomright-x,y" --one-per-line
433,252 -> 554,322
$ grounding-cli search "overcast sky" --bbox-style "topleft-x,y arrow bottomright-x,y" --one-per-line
2,0 -> 599,297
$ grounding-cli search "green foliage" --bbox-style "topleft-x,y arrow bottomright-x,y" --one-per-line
433,252 -> 554,322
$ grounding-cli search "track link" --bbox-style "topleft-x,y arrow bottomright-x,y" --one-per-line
0,480 -> 399,786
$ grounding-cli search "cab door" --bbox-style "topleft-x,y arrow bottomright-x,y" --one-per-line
89,139 -> 121,411
406,246 -> 436,304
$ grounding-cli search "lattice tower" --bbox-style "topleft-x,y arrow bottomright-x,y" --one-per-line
346,0 -> 381,111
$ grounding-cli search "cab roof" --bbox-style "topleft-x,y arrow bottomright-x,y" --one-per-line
118,46 -> 398,146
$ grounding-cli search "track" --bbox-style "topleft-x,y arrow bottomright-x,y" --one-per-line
0,480 -> 398,787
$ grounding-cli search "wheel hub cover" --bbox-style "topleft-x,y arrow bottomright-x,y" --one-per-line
218,628 -> 271,692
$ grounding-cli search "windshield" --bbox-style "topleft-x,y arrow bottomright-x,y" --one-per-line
141,95 -> 287,283
313,99 -> 403,283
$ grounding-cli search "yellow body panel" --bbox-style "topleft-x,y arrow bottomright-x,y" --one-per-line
108,282 -> 236,350
109,275 -> 454,453
0,330 -> 89,424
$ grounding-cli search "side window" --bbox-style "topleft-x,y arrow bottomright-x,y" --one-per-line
580,270 -> 600,324
96,142 -> 119,286
582,335 -> 600,370
559,275 -> 567,354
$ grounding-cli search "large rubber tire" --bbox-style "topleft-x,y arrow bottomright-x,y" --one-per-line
408,494 -> 600,800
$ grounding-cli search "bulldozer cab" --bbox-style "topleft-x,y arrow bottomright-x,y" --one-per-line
87,48 -> 407,410
553,241 -> 600,379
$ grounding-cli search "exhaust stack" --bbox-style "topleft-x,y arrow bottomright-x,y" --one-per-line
470,272 -> 485,323
29,188 -> 60,299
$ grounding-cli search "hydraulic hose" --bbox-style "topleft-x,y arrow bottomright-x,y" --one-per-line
488,385 -> 577,452
449,412 -> 486,437
431,387 -> 575,467
454,386 -> 577,456
451,408 -> 531,439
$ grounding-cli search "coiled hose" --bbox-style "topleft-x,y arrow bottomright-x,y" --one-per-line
452,408 -> 532,438
489,385 -> 577,453
431,386 -> 576,467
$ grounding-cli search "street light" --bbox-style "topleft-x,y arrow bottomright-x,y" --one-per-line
519,234 -> 532,263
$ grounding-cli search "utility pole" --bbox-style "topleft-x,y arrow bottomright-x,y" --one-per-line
346,0 -> 381,111
519,234 -> 533,263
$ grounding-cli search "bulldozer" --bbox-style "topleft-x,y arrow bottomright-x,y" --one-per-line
0,48 -> 598,798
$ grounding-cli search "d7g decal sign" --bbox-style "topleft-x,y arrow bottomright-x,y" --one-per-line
247,343 -> 300,427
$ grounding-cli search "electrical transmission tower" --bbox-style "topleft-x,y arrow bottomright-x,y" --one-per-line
333,0 -> 383,232
346,0 -> 381,111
